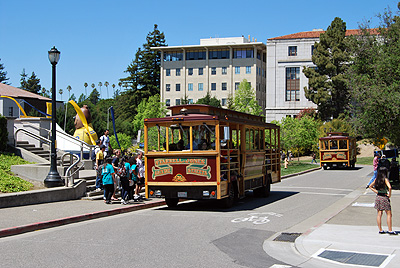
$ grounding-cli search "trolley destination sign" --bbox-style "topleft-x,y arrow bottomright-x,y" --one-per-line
152,158 -> 211,180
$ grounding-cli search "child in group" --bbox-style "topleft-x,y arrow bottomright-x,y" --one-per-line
369,167 -> 397,235
102,158 -> 116,204
128,156 -> 137,201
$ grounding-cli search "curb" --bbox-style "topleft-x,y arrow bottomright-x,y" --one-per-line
0,200 -> 166,238
282,166 -> 321,179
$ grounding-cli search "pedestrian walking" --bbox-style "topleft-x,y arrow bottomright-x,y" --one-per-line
135,151 -> 145,200
367,152 -> 380,188
369,167 -> 397,235
95,145 -> 106,191
311,152 -> 318,164
102,158 -> 116,204
100,129 -> 113,158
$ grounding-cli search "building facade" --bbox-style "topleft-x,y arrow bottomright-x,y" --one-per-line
266,30 -> 321,122
153,36 -> 267,115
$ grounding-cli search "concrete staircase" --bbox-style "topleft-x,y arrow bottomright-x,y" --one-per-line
16,141 -> 50,161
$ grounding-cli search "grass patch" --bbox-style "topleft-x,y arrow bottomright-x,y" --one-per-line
357,157 -> 374,165
281,161 -> 318,176
0,152 -> 34,193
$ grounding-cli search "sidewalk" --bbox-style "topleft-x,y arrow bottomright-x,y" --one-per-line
265,181 -> 400,268
0,197 -> 166,238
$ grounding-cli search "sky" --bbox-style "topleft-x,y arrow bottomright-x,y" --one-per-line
1,0 -> 399,102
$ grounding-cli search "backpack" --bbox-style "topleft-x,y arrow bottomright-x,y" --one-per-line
91,146 -> 99,161
116,162 -> 128,178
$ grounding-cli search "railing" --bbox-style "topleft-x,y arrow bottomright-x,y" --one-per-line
14,128 -> 52,160
14,123 -> 94,159
61,153 -> 85,187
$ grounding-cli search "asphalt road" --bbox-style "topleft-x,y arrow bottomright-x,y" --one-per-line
0,165 -> 372,268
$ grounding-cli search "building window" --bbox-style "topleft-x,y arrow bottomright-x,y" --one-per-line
176,99 -> 181,105
176,68 -> 181,76
209,49 -> 230,59
285,67 -> 300,101
188,83 -> 193,91
186,50 -> 206,60
188,99 -> 194,104
198,83 -> 203,91
235,66 -> 240,74
188,68 -> 193,75
211,67 -> 216,75
165,99 -> 170,107
166,69 -> 170,76
222,82 -> 227,91
246,66 -> 251,74
311,45 -> 315,55
198,67 -> 203,75
221,98 -> 227,106
235,82 -> 240,90
9,107 -> 13,116
211,83 -> 216,91
222,67 -> 227,75
233,49 -> 254,58
164,51 -> 183,61
176,84 -> 181,91
166,84 -> 170,92
288,46 -> 297,56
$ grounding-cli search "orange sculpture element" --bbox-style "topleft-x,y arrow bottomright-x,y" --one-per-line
72,103 -> 98,145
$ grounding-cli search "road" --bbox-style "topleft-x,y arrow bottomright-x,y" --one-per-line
0,165 -> 372,268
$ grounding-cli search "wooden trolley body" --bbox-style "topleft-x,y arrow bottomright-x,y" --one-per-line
144,104 -> 281,207
319,132 -> 357,170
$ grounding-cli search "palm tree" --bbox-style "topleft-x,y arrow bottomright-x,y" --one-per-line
112,84 -> 116,98
118,81 -> 122,92
104,81 -> 109,99
98,82 -> 102,99
59,88 -> 63,101
66,85 -> 72,101
84,82 -> 88,98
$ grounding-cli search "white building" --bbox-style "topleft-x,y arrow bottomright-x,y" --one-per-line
152,36 -> 267,115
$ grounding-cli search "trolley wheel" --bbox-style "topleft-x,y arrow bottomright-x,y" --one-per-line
165,198 -> 179,208
222,183 -> 237,208
323,166 -> 327,170
254,175 -> 271,197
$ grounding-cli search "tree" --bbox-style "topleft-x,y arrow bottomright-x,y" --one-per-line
69,93 -> 76,102
104,81 -> 109,99
40,87 -> 50,98
78,93 -> 86,103
98,82 -> 102,99
20,70 -> 42,94
230,79 -> 263,116
303,17 -> 351,121
59,88 -> 63,101
0,58 -> 10,84
112,84 -> 116,98
84,82 -> 88,97
88,88 -> 100,105
121,24 -> 167,109
278,116 -> 321,157
66,85 -> 72,100
196,91 -> 221,107
347,4 -> 400,145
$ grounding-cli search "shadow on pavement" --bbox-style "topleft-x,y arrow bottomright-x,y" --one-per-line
155,190 -> 299,212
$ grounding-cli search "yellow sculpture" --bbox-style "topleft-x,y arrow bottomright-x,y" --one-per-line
70,101 -> 97,145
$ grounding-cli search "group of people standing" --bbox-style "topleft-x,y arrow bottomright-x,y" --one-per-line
93,129 -> 145,205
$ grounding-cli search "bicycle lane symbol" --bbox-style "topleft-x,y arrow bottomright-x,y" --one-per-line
231,212 -> 283,225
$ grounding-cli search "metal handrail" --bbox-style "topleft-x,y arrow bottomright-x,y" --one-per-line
15,128 -> 52,146
15,122 -> 95,158
62,153 -> 84,187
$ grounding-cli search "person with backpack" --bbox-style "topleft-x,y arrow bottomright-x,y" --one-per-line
102,158 -> 116,204
117,155 -> 131,205
135,151 -> 145,201
92,139 -> 101,169
128,156 -> 138,201
95,145 -> 106,191
111,149 -> 122,201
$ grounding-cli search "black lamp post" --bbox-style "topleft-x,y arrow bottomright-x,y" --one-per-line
44,46 -> 64,187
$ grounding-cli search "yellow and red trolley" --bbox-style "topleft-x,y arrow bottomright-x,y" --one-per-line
144,104 -> 281,207
319,132 -> 357,170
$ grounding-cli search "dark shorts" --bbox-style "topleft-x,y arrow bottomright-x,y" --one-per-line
375,195 -> 391,211
137,177 -> 145,185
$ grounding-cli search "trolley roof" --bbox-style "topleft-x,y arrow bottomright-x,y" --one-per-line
144,104 -> 278,128
319,132 -> 354,140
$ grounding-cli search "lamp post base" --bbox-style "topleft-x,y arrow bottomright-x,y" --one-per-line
44,171 -> 64,188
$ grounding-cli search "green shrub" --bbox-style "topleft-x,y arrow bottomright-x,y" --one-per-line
0,152 -> 33,193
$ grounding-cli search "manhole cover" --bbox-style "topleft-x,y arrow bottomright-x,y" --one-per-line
273,232 -> 302,242
317,249 -> 389,267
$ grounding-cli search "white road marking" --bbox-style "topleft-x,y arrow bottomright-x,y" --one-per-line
273,186 -> 353,192
352,202 -> 375,207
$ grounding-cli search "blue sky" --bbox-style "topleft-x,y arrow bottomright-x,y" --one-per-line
0,0 -> 398,102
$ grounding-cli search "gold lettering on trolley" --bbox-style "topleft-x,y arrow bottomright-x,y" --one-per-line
152,158 -> 211,180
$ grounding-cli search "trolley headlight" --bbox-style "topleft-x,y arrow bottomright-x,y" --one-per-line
203,191 -> 210,197
155,190 -> 162,197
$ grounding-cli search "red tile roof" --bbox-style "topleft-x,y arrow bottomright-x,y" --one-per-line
268,29 -> 379,40
0,83 -> 51,101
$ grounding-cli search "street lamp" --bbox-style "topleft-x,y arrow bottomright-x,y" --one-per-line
44,46 -> 64,187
